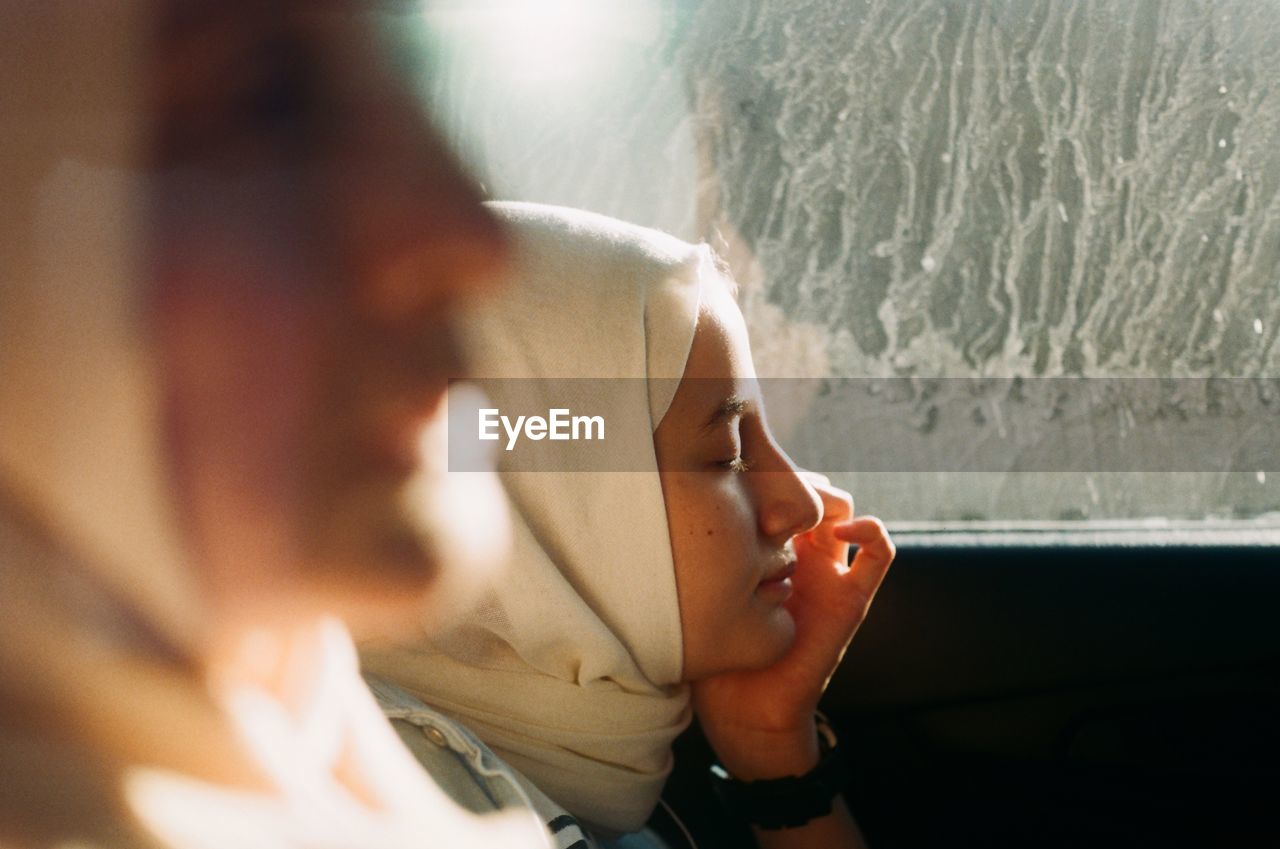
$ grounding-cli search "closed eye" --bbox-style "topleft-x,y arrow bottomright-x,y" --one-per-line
709,418 -> 747,471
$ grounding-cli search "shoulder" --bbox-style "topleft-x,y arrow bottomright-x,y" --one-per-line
366,676 -> 685,849
367,675 -> 602,847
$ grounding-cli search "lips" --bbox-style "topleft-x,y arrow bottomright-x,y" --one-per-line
755,559 -> 796,603
371,321 -> 465,469
759,559 -> 796,586
366,382 -> 451,476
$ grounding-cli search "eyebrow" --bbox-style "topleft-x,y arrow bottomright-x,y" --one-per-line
701,396 -> 749,434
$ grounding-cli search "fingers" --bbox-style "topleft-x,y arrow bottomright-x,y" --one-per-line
810,479 -> 853,526
788,472 -> 855,571
834,514 -> 889,546
799,469 -> 831,488
793,476 -> 854,565
795,470 -> 852,524
835,516 -> 895,600
798,470 -> 848,509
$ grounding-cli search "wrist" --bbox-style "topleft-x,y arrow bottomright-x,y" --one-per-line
708,715 -> 848,831
706,720 -> 822,781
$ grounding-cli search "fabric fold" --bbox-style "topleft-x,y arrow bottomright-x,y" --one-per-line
363,202 -> 713,833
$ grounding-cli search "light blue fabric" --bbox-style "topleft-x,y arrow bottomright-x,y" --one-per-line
365,675 -> 672,849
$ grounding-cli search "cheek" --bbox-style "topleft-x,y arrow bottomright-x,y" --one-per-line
669,479 -> 789,680
698,476 -> 759,548
153,257 -> 327,539
668,478 -> 759,617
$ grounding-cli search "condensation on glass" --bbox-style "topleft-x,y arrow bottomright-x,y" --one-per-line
424,0 -> 1280,526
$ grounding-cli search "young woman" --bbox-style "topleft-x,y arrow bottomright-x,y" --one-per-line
363,202 -> 894,849
0,5 -> 546,847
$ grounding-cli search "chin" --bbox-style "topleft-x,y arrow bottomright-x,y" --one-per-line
302,468 -> 511,640
395,486 -> 514,638
754,607 -> 797,667
401,396 -> 513,632
362,464 -> 507,635
312,394 -> 513,638
696,609 -> 796,679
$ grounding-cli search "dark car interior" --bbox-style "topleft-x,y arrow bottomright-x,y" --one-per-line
666,538 -> 1280,848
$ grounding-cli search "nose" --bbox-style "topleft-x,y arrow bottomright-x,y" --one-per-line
754,441 -> 823,543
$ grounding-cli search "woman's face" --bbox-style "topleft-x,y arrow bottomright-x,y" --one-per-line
149,2 -> 511,635
654,284 -> 823,681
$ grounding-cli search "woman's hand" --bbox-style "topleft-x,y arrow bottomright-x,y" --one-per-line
691,474 -> 894,780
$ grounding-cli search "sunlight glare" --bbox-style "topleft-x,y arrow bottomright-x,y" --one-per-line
427,0 -> 660,86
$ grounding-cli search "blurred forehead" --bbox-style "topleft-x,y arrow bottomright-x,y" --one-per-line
161,0 -> 383,30
151,0 -> 428,163
157,0 -> 425,41
157,1 -> 357,67
155,0 -> 412,77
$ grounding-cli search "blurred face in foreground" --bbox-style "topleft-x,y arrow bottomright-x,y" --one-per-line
654,283 -> 824,681
148,2 -> 511,637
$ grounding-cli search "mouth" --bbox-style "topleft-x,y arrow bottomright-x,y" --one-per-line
368,382 -> 452,476
756,559 -> 797,600
368,323 -> 468,473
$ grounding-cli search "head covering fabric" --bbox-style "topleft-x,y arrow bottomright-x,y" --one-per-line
362,202 -> 709,834
0,1 -> 201,654
0,8 -> 235,844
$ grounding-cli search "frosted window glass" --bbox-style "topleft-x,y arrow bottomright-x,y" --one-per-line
424,0 -> 1280,527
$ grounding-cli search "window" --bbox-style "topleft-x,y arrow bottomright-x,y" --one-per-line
422,0 -> 1280,531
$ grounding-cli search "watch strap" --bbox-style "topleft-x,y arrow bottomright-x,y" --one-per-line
708,716 -> 848,830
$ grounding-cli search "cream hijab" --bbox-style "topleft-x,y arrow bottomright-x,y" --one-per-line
363,202 -> 710,834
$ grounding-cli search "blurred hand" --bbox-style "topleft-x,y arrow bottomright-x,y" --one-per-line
692,474 -> 894,779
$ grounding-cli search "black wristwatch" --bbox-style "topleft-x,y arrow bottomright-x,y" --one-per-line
708,715 -> 849,830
